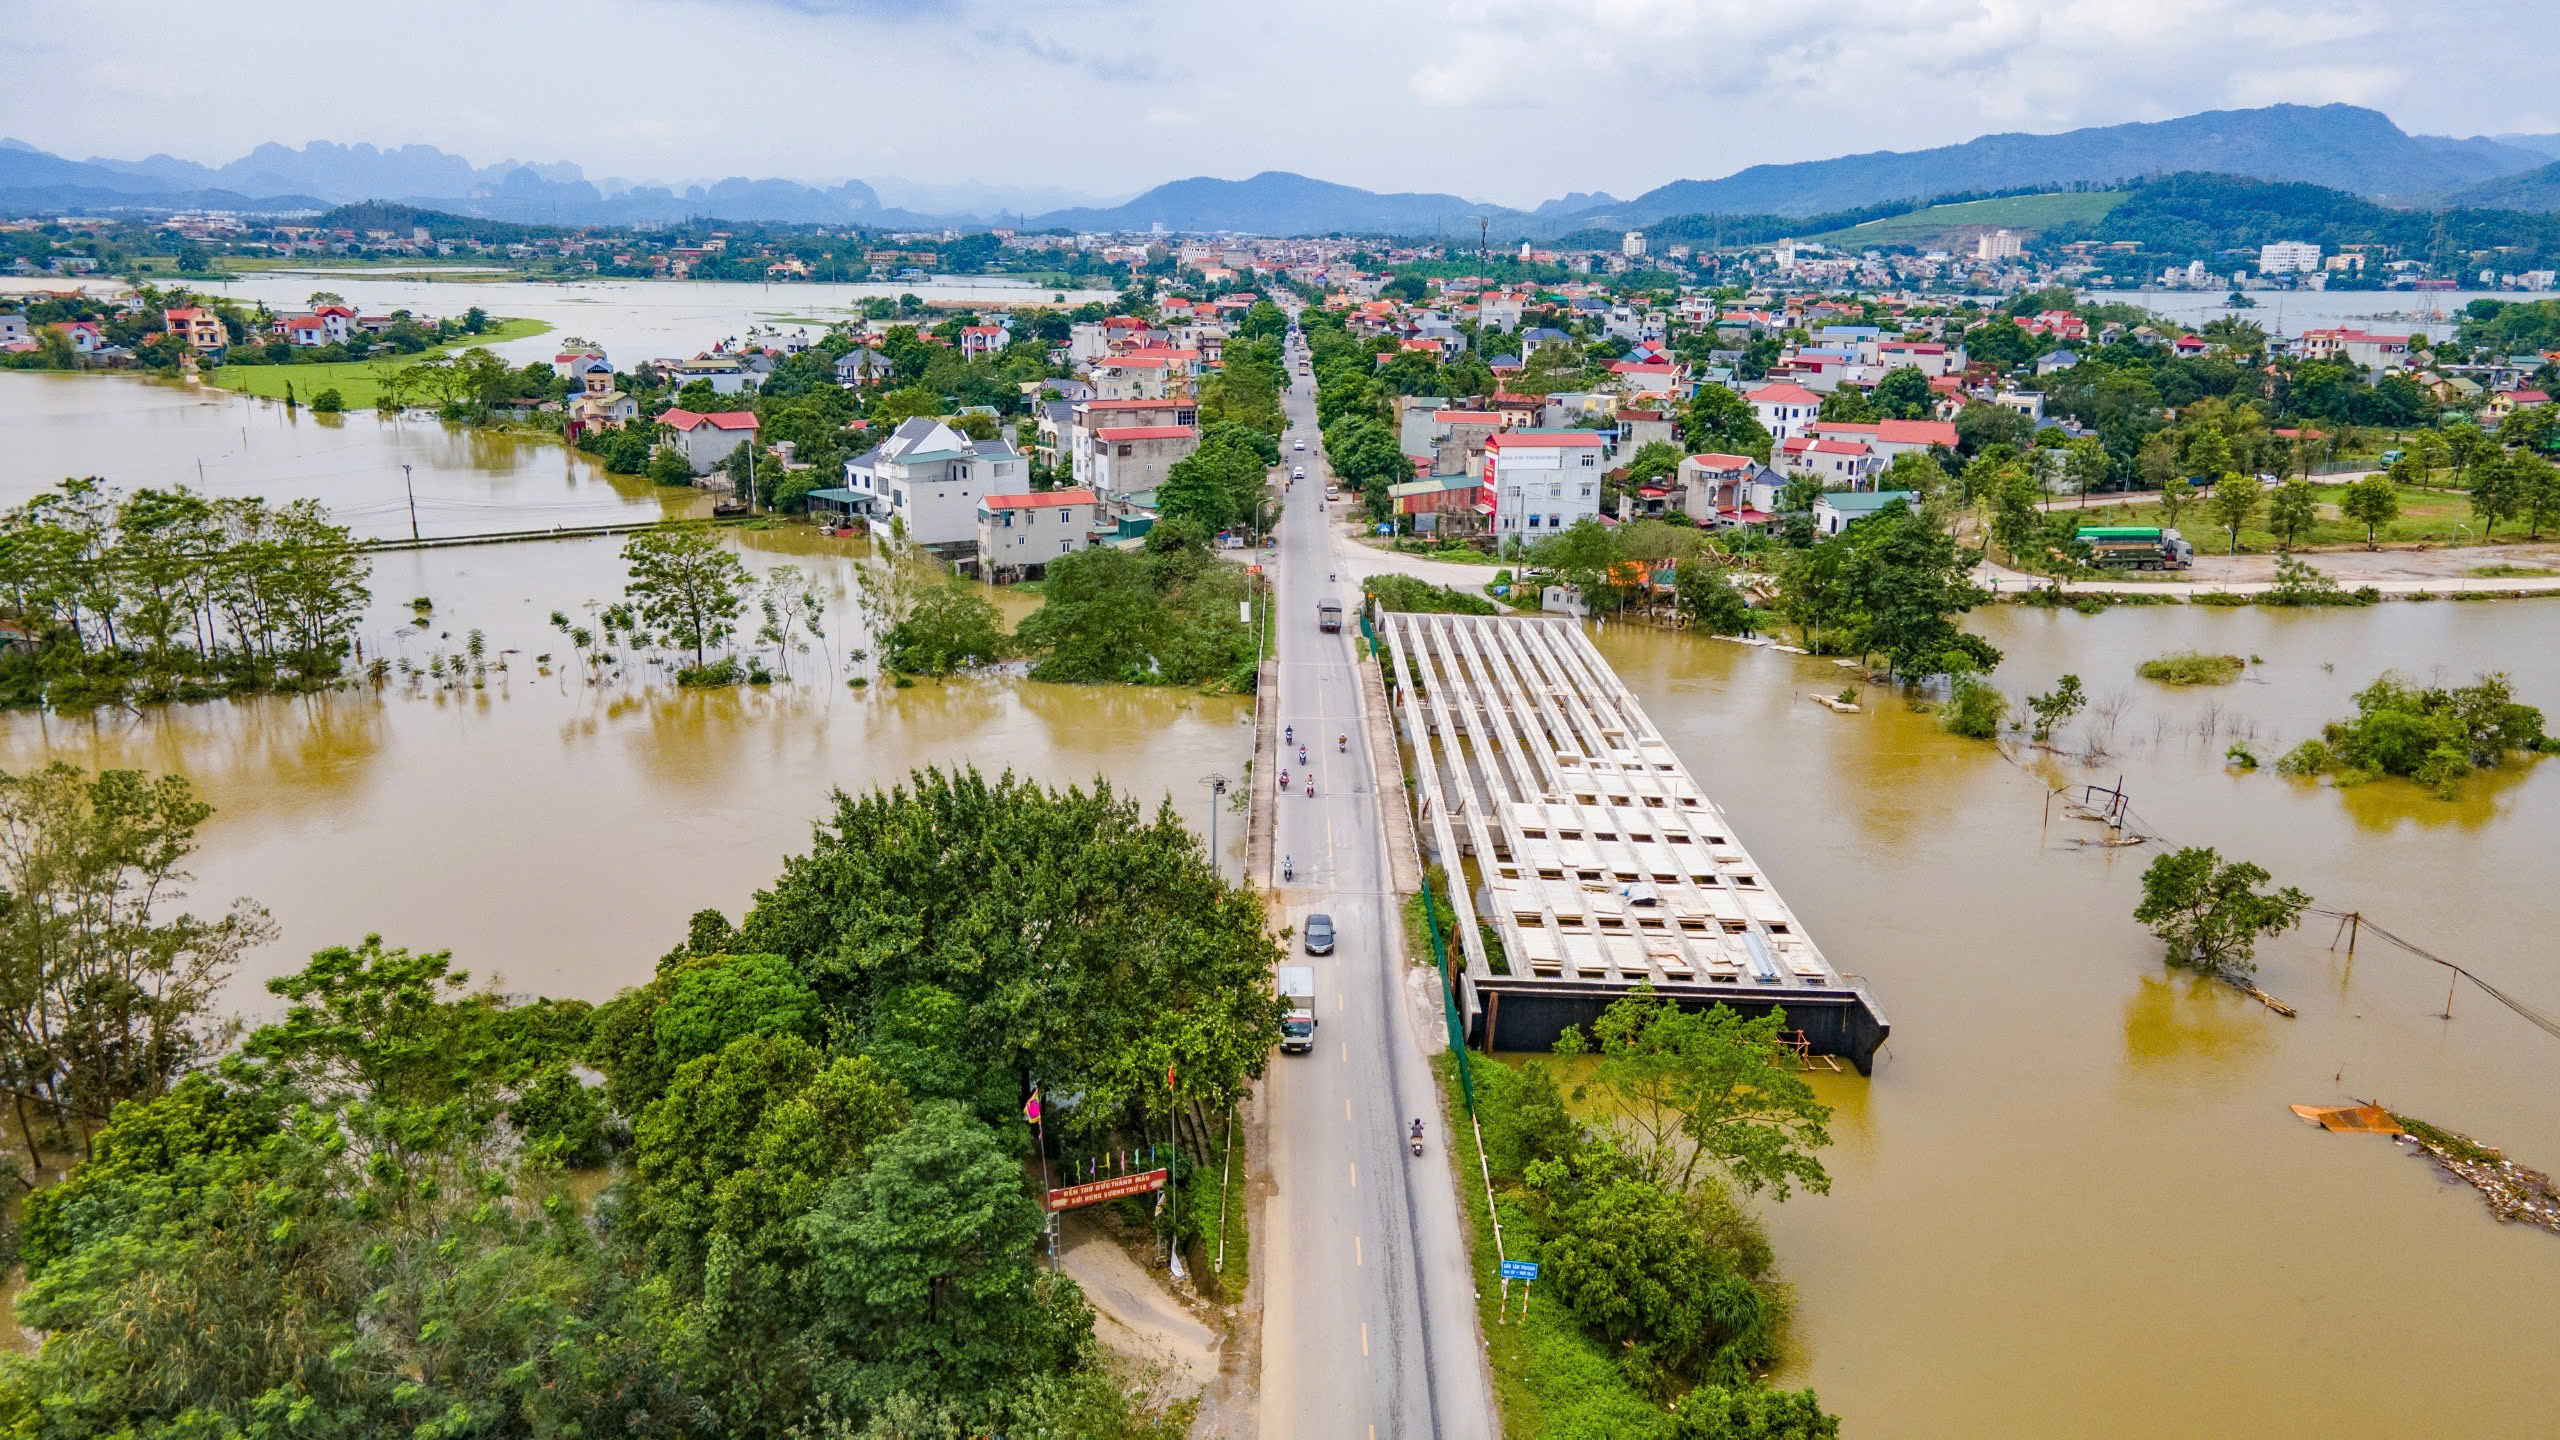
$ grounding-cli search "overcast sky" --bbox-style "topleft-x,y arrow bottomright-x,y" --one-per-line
7,0 -> 2559,208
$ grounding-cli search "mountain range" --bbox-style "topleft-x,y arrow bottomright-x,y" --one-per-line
8,104 -> 2560,235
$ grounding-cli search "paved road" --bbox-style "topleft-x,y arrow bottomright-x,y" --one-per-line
1257,320 -> 1495,1440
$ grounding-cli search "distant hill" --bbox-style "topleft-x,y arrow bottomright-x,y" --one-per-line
2443,160 -> 2560,213
1028,171 -> 1507,235
1570,105 -> 2551,224
1809,191 -> 2125,247
2494,134 -> 2560,161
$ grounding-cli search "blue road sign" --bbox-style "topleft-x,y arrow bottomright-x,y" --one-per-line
1376,523 -> 1394,536
1499,1259 -> 1541,1281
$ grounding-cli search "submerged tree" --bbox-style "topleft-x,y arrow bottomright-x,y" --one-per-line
2132,847 -> 2311,981
621,523 -> 750,671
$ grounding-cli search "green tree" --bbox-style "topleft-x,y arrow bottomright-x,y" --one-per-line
2131,848 -> 2311,981
1670,1384 -> 1841,1440
1624,439 -> 1685,485
871,385 -> 946,427
2469,452 -> 2523,538
0,765 -> 271,1160
2339,474 -> 2400,548
2025,673 -> 2085,742
1675,558 -> 1754,635
886,579 -> 1008,676
800,1099 -> 1092,1414
1682,385 -> 1774,464
2265,479 -> 2320,550
1815,388 -> 1875,423
1556,988 -> 1833,1201
1869,366 -> 1934,421
1953,401 -> 2031,457
2206,471 -> 2260,554
2515,452 -> 2560,538
621,524 -> 751,669
649,443 -> 698,486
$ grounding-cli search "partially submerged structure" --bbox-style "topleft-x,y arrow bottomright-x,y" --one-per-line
1376,610 -> 1889,1072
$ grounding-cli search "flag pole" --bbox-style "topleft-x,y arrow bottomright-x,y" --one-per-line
1165,1062 -> 1186,1281
1028,1084 -> 1056,1268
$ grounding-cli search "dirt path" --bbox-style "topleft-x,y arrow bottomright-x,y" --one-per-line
1058,1217 -> 1222,1388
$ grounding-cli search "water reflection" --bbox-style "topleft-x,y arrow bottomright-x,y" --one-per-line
2119,974 -> 2278,1074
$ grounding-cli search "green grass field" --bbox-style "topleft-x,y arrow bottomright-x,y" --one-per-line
1816,191 -> 2123,247
2066,483 -> 2552,552
209,317 -> 553,410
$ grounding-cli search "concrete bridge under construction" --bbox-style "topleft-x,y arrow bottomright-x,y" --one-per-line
1374,609 -> 1890,1074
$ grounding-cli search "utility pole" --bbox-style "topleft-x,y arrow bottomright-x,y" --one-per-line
1201,773 -> 1230,880
401,464 -> 419,541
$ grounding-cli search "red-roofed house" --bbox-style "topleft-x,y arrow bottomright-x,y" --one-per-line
2299,328 -> 2413,370
978,487 -> 1099,580
1778,435 -> 1880,487
1607,359 -> 1683,398
55,321 -> 106,354
959,324 -> 1009,361
1482,431 -> 1605,538
1744,381 -> 1821,441
659,408 -> 760,474
1676,453 -> 1775,529
1084,423 -> 1199,514
278,315 -> 330,348
164,307 -> 225,350
1806,417 -> 1957,462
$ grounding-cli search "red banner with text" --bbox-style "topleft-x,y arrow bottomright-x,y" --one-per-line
1044,1168 -> 1168,1212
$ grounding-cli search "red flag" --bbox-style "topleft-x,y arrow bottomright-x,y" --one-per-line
1166,1064 -> 1177,1091
1024,1089 -> 1041,1124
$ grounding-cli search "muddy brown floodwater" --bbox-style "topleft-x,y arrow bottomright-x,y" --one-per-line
3,367 -> 2554,1430
1594,599 -> 2560,1437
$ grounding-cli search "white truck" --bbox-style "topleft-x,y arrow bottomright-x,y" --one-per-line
1277,965 -> 1317,1053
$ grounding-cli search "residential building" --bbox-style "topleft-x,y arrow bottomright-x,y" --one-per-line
2298,328 -> 2414,371
1621,230 -> 1646,258
1813,489 -> 1917,536
278,315 -> 329,348
1777,435 -> 1881,488
1607,358 -> 1682,398
844,417 -> 1026,550
163,306 -> 225,351
566,368 -> 638,436
1519,326 -> 1576,357
2258,241 -> 2322,275
1481,430 -> 1605,538
977,487 -> 1098,580
673,355 -> 756,394
1974,229 -> 2022,262
1478,291 -> 1525,333
552,341 -> 610,380
0,313 -> 27,345
1615,408 -> 1677,452
959,323 -> 1009,361
1803,417 -> 1956,462
1744,380 -> 1821,441
834,347 -> 893,386
659,408 -> 759,474
1677,453 -> 1778,529
1875,340 -> 1963,377
1068,397 -> 1197,490
1084,424 -> 1200,515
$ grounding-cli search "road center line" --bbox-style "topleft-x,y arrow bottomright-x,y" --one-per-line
1356,1234 -> 1363,1265
1361,1322 -> 1369,1357
1349,1162 -> 1357,1189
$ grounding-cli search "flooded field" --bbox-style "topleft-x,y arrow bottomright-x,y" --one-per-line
1595,600 -> 2560,1437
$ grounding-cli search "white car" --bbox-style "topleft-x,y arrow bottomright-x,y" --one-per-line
1292,466 -> 1306,480
1293,439 -> 1306,451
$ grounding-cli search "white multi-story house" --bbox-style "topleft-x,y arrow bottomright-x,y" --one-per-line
2258,241 -> 2322,275
842,417 -> 1026,550
1743,381 -> 1821,441
672,355 -> 756,394
1480,430 -> 1605,539
660,408 -> 759,474
978,487 -> 1098,580
1067,398 -> 1197,491
1677,453 -> 1776,528
1777,435 -> 1882,488
1875,341 -> 1964,377
1085,424 -> 1199,515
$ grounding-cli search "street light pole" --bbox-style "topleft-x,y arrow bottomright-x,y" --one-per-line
1201,773 -> 1229,881
401,464 -> 419,541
